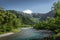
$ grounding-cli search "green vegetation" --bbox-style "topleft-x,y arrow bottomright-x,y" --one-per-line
34,17 -> 60,33
0,9 -> 21,34
34,1 -> 60,40
34,0 -> 60,33
0,0 -> 60,40
6,10 -> 34,25
0,7 -> 34,34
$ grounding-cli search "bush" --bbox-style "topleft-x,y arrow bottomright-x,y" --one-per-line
0,10 -> 21,34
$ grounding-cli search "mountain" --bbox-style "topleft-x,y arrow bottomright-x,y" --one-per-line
32,10 -> 55,21
5,10 -> 55,25
6,10 -> 34,25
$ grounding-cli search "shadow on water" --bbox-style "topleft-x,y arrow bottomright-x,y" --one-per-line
0,28 -> 53,40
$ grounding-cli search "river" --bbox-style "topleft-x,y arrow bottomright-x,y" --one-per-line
0,28 -> 53,40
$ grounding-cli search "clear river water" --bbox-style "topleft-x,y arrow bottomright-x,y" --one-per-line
0,28 -> 53,40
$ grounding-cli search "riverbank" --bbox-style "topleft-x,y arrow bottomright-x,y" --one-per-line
0,28 -> 54,40
0,32 -> 14,38
0,28 -> 21,38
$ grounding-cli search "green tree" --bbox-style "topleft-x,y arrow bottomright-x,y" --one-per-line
0,9 -> 21,34
54,1 -> 60,17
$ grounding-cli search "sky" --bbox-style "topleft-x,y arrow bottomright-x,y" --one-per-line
0,0 -> 58,13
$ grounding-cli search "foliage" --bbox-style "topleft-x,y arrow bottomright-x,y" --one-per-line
34,1 -> 60,33
54,1 -> 60,17
34,16 -> 60,33
6,10 -> 34,25
0,10 -> 21,34
34,1 -> 60,40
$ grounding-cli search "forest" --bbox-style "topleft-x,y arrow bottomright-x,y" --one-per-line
0,0 -> 60,40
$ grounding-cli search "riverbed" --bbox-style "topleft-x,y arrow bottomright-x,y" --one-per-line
0,28 -> 53,40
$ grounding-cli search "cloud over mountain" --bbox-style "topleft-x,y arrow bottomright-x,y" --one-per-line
23,9 -> 32,14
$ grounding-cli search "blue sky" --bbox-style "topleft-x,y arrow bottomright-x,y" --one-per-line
0,0 -> 58,13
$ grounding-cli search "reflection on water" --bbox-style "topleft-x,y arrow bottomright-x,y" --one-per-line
0,28 -> 53,40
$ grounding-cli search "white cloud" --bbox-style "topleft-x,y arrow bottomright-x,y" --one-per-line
23,9 -> 32,14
